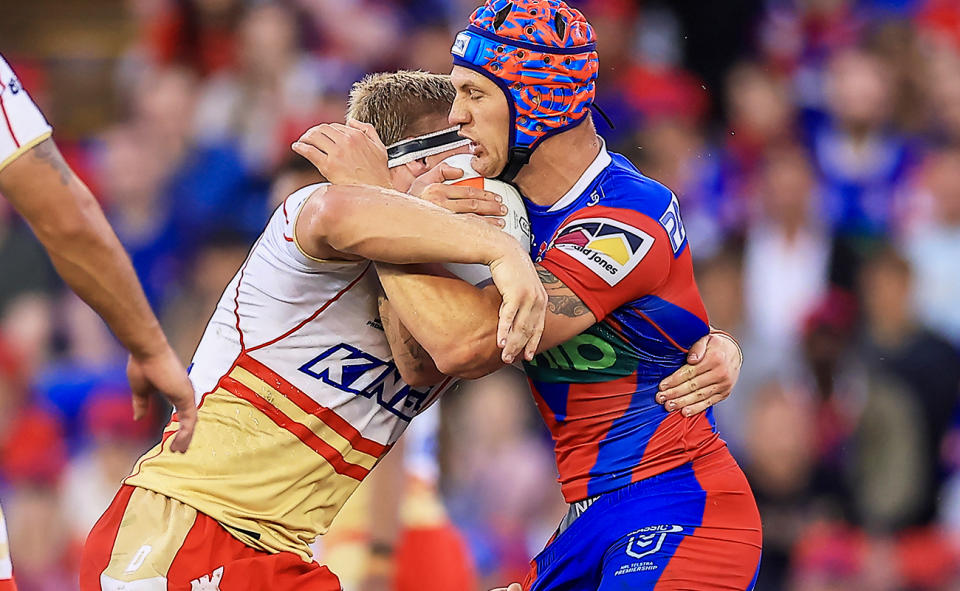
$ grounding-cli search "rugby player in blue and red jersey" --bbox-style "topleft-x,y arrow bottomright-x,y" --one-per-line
349,1 -> 763,588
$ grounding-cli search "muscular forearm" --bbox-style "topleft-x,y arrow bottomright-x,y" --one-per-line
298,184 -> 523,267
378,294 -> 445,386
0,140 -> 168,358
376,264 -> 504,379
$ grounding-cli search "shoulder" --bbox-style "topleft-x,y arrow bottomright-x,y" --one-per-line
264,182 -> 325,256
599,153 -> 677,216
564,156 -> 688,258
287,182 -> 328,212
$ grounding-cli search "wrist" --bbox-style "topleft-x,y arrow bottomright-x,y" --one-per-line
127,326 -> 173,361
709,328 -> 743,366
486,230 -> 522,267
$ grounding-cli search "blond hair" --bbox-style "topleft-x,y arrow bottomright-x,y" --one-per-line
347,70 -> 455,146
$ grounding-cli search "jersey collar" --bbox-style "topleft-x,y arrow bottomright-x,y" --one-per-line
547,138 -> 611,213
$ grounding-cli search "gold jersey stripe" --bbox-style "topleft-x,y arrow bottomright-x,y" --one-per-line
126,388 -> 365,561
228,366 -> 379,471
0,131 -> 51,173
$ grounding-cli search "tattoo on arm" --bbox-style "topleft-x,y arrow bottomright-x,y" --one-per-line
536,266 -> 591,318
379,293 -> 431,372
398,333 -> 430,372
31,139 -> 72,186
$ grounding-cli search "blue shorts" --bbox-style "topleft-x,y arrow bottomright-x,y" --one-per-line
522,450 -> 762,591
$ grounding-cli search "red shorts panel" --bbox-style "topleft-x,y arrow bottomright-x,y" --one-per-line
395,524 -> 476,591
80,485 -> 341,591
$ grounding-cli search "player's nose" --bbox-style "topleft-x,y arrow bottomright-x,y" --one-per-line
448,98 -> 469,127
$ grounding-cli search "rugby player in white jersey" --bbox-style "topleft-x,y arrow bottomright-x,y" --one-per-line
78,69 -> 547,591
80,70 -> 739,591
0,53 -> 197,591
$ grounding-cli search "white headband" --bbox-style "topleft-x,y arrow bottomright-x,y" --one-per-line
386,126 -> 471,168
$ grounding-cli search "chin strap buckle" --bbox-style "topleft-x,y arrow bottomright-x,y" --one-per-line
497,146 -> 532,183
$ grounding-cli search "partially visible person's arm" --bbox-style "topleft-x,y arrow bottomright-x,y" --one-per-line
0,138 -> 196,452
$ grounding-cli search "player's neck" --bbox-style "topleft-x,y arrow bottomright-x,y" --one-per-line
514,118 -> 602,207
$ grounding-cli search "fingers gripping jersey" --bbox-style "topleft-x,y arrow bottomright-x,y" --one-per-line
0,54 -> 52,173
125,184 -> 452,561
524,143 -> 725,502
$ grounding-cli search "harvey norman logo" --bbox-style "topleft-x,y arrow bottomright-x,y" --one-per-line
551,217 -> 654,286
451,32 -> 471,57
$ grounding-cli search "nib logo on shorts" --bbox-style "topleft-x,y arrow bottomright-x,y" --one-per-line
552,217 -> 654,286
190,566 -> 224,591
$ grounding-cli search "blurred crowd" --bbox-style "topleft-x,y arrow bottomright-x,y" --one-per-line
2,0 -> 960,589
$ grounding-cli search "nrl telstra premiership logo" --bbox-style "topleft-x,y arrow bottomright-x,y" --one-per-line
625,525 -> 684,559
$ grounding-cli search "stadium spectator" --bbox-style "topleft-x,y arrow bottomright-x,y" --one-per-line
192,2 -> 335,173
722,61 -> 800,210
742,145 -> 831,382
0,205 -> 57,313
811,48 -> 913,239
97,125 -> 180,309
903,145 -> 960,346
854,247 -> 960,531
144,0 -> 243,75
741,382 -> 820,591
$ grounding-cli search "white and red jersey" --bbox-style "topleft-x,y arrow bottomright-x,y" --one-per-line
0,503 -> 12,585
126,184 -> 453,561
0,54 -> 52,173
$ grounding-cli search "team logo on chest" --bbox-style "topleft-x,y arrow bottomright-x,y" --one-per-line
550,217 -> 654,286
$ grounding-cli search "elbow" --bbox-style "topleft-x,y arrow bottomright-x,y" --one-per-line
302,185 -> 369,253
302,186 -> 344,248
431,336 -> 504,379
34,188 -> 101,247
400,370 -> 441,388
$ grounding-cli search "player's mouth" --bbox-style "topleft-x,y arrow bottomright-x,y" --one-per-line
459,132 -> 480,155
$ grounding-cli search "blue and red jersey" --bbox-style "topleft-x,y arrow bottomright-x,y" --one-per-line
523,143 -> 727,503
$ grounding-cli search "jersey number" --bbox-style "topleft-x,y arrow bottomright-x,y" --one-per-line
659,193 -> 686,256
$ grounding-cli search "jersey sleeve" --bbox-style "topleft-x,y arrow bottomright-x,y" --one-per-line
264,183 -> 364,272
0,54 -> 53,173
537,204 -> 677,320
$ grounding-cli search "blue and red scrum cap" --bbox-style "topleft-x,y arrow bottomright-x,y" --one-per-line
451,0 -> 599,180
